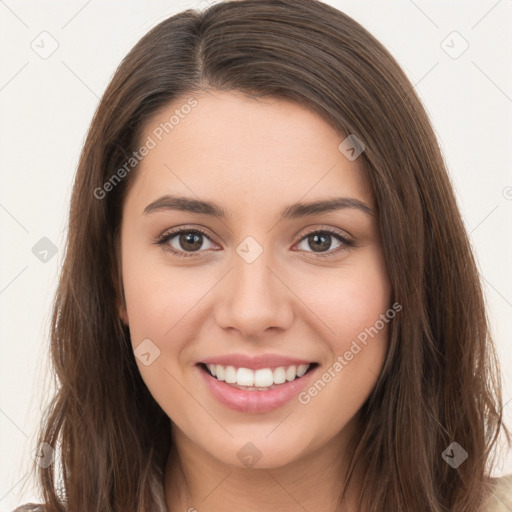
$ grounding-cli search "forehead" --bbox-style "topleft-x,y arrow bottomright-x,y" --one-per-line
124,89 -> 373,217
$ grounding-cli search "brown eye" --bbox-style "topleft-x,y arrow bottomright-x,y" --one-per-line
177,232 -> 204,252
296,229 -> 353,257
156,229 -> 216,257
305,233 -> 335,252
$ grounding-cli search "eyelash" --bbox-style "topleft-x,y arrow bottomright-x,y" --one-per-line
154,226 -> 354,259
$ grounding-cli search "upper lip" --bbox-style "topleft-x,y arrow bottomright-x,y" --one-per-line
199,353 -> 316,371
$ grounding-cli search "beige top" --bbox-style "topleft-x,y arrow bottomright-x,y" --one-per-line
12,474 -> 512,511
484,474 -> 512,511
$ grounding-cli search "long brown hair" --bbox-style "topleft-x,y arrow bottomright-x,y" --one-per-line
24,0 -> 510,510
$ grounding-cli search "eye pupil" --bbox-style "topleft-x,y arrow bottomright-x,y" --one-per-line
309,233 -> 331,252
180,232 -> 202,251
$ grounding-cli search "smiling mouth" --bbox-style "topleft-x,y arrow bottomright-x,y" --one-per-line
198,362 -> 318,391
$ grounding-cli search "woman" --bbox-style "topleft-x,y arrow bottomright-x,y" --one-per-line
14,0 -> 512,510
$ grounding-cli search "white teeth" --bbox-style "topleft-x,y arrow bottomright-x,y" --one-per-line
297,364 -> 309,377
237,367 -> 254,386
285,365 -> 296,381
205,363 -> 312,388
225,365 -> 237,384
273,367 -> 286,385
254,368 -> 274,387
216,365 -> 225,381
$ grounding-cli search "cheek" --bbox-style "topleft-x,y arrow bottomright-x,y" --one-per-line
121,239 -> 202,346
121,254 -> 204,416
299,250 -> 392,350
295,251 -> 392,418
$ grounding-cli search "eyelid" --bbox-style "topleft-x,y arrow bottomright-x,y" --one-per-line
154,224 -> 354,258
300,224 -> 352,240
294,225 -> 354,258
154,226 -> 219,256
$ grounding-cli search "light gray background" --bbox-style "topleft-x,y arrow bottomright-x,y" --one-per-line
1,0 -> 511,508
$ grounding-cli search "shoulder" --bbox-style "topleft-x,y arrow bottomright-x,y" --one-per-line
484,474 -> 512,511
12,505 -> 45,512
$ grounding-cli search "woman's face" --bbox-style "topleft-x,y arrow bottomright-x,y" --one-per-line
119,89 -> 392,469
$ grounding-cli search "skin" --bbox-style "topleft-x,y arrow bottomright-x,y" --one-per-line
118,89 -> 392,511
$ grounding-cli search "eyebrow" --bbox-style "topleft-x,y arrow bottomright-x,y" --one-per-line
143,194 -> 374,220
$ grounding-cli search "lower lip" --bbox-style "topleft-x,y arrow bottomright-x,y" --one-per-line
197,364 -> 317,414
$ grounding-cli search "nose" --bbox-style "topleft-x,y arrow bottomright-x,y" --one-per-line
214,243 -> 294,339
